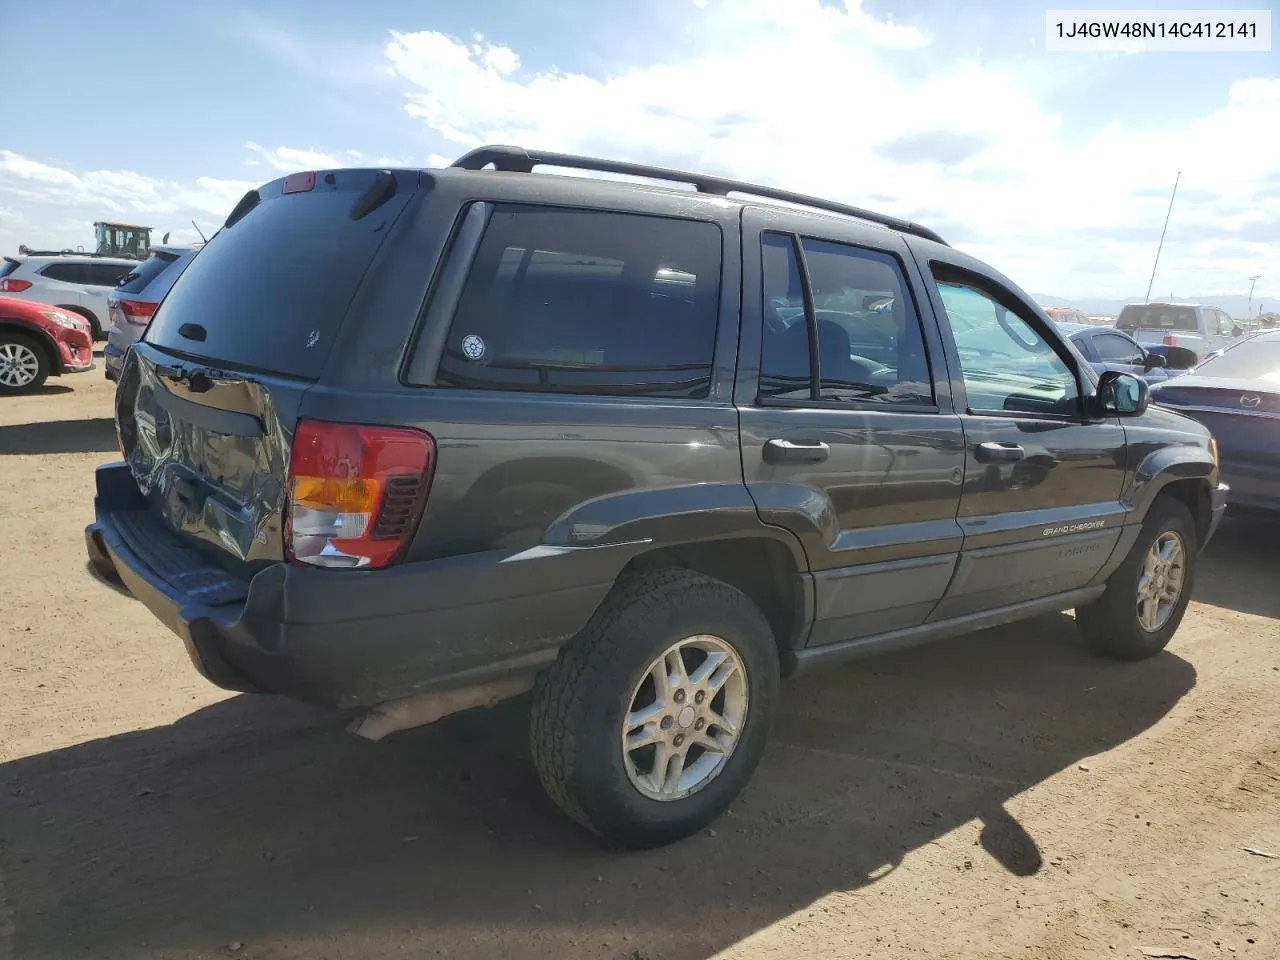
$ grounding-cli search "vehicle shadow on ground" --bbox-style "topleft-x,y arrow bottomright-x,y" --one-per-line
0,416 -> 116,455
0,615 -> 1194,960
1194,515 -> 1280,620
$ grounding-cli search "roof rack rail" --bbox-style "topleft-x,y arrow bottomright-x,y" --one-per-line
451,145 -> 948,246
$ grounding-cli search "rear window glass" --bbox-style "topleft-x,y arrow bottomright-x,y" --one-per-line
145,180 -> 411,379
421,205 -> 722,398
1194,338 -> 1280,383
116,251 -> 179,294
0,258 -> 21,280
1116,304 -> 1198,332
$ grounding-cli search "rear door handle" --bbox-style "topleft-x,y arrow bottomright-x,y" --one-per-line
763,438 -> 830,464
975,441 -> 1025,463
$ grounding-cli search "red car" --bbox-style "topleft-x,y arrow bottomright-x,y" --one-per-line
0,295 -> 95,394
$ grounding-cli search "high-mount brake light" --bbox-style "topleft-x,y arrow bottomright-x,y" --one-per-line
286,420 -> 435,569
283,171 -> 317,194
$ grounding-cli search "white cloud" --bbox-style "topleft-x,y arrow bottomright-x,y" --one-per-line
244,142 -> 344,173
383,0 -> 1278,298
0,150 -> 255,255
0,142 -> 437,258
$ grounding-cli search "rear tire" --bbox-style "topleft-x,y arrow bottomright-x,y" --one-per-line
1076,497 -> 1197,660
0,332 -> 50,394
530,568 -> 779,849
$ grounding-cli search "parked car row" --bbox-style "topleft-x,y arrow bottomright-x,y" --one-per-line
0,253 -> 136,339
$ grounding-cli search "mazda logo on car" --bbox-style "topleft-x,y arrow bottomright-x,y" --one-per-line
1240,394 -> 1262,409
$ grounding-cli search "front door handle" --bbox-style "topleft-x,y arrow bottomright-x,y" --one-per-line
763,438 -> 831,464
975,441 -> 1026,463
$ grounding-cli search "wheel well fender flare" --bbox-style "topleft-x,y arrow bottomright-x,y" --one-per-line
0,321 -> 60,371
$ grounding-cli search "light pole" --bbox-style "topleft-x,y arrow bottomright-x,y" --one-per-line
1249,275 -> 1261,316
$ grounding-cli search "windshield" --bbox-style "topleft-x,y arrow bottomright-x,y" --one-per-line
1116,304 -> 1198,332
0,258 -> 21,280
1193,339 -> 1280,383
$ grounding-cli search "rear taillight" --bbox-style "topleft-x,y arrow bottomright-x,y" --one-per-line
117,299 -> 157,325
0,279 -> 32,292
1163,334 -> 1178,346
286,420 -> 435,569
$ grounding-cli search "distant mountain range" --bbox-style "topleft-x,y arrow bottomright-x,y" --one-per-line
1031,293 -> 1277,318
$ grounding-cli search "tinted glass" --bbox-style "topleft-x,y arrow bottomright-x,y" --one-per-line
1194,338 -> 1280,382
85,262 -> 132,287
116,251 -> 181,295
1093,332 -> 1144,364
759,233 -> 810,399
759,234 -> 932,404
804,239 -> 932,403
1116,304 -> 1198,332
936,279 -> 1079,417
430,206 -> 721,398
40,262 -> 85,283
146,180 -> 411,379
0,258 -> 21,280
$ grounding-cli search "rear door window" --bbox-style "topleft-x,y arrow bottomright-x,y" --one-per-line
40,262 -> 87,283
144,173 -> 414,380
759,233 -> 933,405
417,205 -> 722,398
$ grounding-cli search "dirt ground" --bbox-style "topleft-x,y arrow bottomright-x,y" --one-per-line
1,361 -> 1278,960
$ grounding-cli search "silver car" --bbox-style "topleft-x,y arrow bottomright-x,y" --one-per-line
104,244 -> 200,380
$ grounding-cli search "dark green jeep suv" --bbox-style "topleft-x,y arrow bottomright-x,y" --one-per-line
87,146 -> 1227,848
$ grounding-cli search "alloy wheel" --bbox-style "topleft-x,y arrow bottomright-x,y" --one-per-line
621,635 -> 749,801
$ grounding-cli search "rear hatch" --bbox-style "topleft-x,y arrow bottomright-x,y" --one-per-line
114,169 -> 418,571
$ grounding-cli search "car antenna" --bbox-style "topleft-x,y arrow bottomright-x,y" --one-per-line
191,220 -> 208,243
1144,171 -> 1179,304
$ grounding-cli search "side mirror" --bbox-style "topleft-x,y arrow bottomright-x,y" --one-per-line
1143,352 -> 1167,370
1097,371 -> 1149,417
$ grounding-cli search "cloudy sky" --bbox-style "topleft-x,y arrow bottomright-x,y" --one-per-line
3,0 -> 1276,299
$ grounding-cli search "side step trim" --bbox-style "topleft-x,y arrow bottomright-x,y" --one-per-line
792,585 -> 1105,675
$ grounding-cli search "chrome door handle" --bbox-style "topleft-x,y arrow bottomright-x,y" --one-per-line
975,441 -> 1025,463
763,438 -> 831,464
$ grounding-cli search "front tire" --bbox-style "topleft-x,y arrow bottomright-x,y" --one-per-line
530,568 -> 780,848
1076,497 -> 1197,660
0,333 -> 50,394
